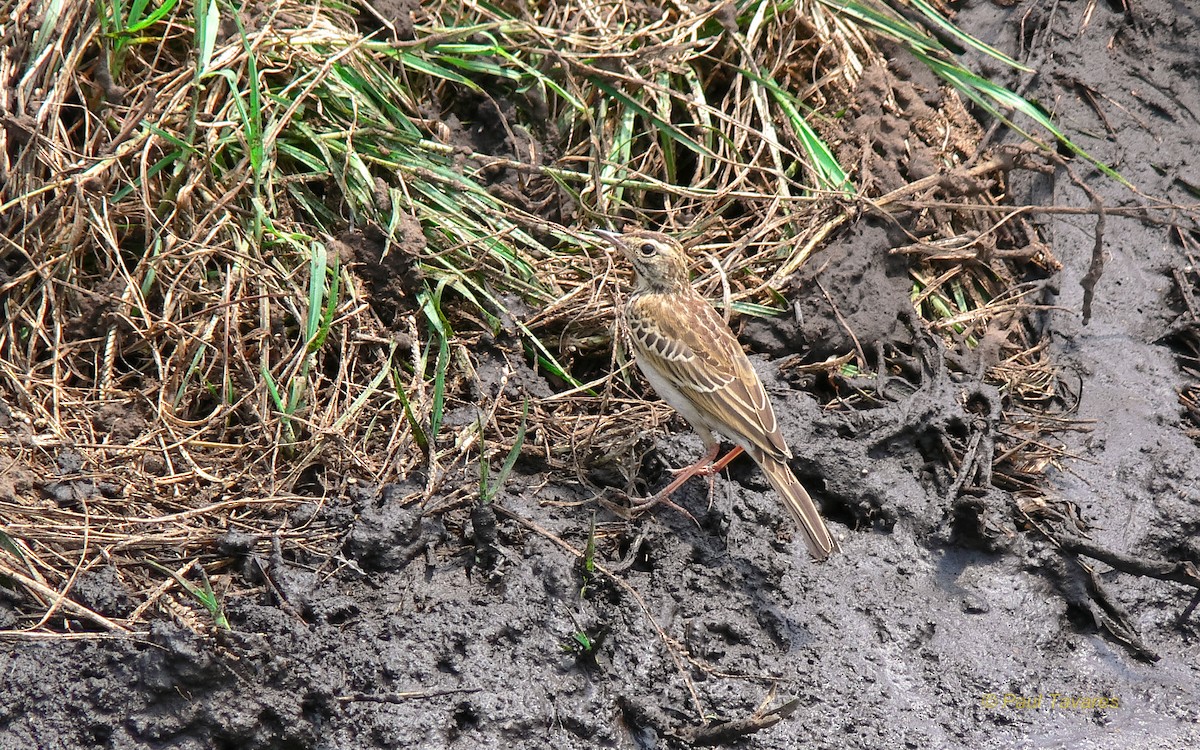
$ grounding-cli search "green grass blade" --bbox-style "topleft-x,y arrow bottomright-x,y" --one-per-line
195,0 -> 219,75
481,399 -> 528,503
0,529 -> 25,560
126,0 -> 179,33
261,364 -> 286,414
728,300 -> 787,317
914,50 -> 1129,185
305,242 -> 327,343
655,71 -> 677,184
399,51 -> 482,90
750,72 -> 853,193
820,0 -> 942,54
905,0 -> 1033,72
111,149 -> 185,203
127,0 -> 152,27
601,103 -> 636,209
420,281 -> 452,443
307,253 -> 340,355
393,374 -> 430,453
430,336 -> 450,442
590,78 -> 715,159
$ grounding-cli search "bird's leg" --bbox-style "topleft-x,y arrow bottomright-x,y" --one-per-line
696,445 -> 744,476
627,493 -> 698,525
701,445 -> 743,511
629,444 -> 743,520
664,444 -> 743,478
665,443 -> 720,477
687,444 -> 745,514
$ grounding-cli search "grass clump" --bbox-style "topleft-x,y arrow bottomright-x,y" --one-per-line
0,0 -> 1098,632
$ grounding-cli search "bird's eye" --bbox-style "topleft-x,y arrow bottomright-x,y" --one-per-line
638,242 -> 657,257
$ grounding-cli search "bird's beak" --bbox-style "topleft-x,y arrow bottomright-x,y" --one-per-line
592,228 -> 625,253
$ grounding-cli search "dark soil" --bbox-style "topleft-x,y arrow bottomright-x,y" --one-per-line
4,1 -> 1200,748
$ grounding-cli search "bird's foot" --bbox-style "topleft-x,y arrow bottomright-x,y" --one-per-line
627,492 -> 699,526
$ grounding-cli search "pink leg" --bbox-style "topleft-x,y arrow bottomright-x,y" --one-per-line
629,445 -> 745,516
699,445 -> 744,476
664,443 -> 720,478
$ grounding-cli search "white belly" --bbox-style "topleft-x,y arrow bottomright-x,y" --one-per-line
636,357 -> 719,445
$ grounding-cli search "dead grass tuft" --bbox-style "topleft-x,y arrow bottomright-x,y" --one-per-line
0,0 -> 1088,632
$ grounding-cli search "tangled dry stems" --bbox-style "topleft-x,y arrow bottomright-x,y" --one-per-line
0,0 -> 1073,633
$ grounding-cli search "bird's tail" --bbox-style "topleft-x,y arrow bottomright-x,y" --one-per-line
749,448 -> 838,561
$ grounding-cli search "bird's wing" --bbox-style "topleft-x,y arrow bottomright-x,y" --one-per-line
628,292 -> 790,459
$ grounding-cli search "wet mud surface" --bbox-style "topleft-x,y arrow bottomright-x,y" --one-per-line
5,1 -> 1200,748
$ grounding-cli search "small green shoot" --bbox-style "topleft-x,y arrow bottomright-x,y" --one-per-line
148,560 -> 230,631
911,277 -> 982,348
562,625 -> 609,663
0,530 -> 25,561
419,280 -> 453,445
567,630 -> 595,653
261,239 -> 341,447
393,376 -> 430,453
97,0 -> 182,75
479,399 -> 529,504
577,512 -> 598,599
561,607 -> 608,661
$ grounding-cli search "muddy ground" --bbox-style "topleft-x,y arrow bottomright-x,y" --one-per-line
4,0 -> 1200,748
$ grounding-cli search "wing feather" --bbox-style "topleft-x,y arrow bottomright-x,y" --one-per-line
628,293 -> 789,460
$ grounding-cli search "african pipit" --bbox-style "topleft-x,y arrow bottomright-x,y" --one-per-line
596,228 -> 837,561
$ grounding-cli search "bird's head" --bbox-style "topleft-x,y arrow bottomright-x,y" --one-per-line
594,228 -> 690,293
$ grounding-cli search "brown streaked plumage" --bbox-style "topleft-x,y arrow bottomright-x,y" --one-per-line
596,228 -> 838,561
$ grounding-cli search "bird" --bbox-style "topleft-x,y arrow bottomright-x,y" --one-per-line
595,227 -> 838,561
